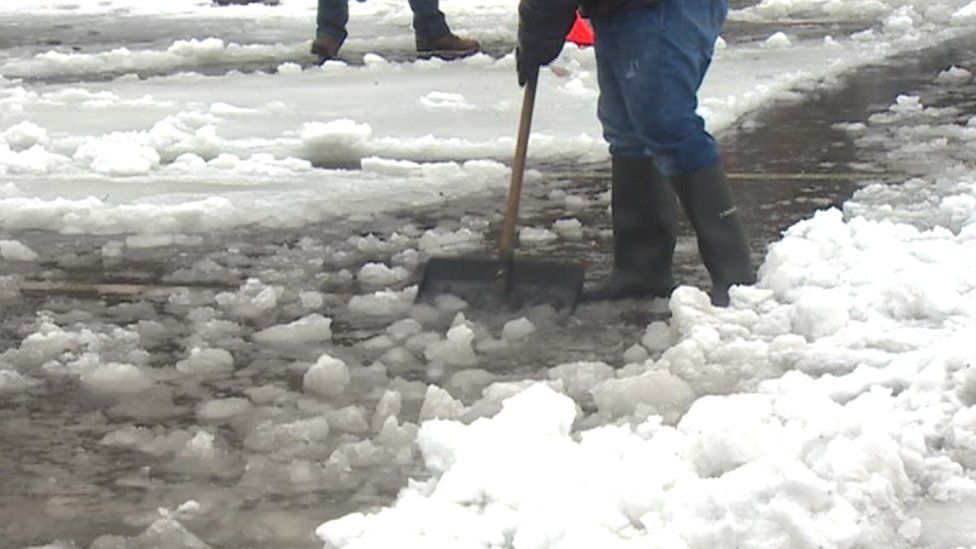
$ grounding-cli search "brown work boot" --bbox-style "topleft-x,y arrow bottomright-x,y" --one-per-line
416,32 -> 480,60
311,35 -> 343,61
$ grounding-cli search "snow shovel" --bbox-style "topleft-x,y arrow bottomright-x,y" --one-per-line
416,69 -> 585,311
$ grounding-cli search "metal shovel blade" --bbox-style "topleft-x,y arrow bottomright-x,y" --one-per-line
417,256 -> 584,311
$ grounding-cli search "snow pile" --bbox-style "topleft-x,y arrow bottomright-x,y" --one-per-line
315,89 -> 976,548
0,38 -> 306,80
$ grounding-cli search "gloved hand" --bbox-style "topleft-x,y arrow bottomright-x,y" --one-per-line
516,29 -> 563,86
516,2 -> 576,86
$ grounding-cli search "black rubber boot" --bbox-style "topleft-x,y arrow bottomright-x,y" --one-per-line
583,156 -> 678,301
672,163 -> 755,306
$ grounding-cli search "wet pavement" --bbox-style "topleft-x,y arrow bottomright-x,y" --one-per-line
2,14 -> 976,549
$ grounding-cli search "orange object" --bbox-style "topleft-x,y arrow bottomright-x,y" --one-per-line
565,11 -> 594,47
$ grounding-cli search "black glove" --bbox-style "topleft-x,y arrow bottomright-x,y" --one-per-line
516,1 -> 577,86
516,30 -> 563,86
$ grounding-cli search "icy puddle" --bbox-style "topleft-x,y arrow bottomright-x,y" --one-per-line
0,196 -> 673,548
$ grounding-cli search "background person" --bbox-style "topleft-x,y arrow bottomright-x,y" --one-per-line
312,0 -> 480,60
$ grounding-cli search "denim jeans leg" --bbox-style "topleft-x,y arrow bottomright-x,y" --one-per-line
592,0 -> 727,177
317,0 -> 349,40
409,0 -> 450,39
594,30 -> 647,160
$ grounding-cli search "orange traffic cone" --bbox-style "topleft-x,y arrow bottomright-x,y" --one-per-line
565,11 -> 594,47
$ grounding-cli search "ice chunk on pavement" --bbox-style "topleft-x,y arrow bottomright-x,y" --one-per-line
89,517 -> 210,549
244,384 -> 292,406
0,369 -> 40,393
548,361 -> 615,402
447,369 -> 496,402
101,426 -> 193,457
762,31 -> 792,48
623,343 -> 650,364
405,331 -> 441,354
883,7 -> 917,34
111,385 -> 184,420
327,405 -> 370,434
592,370 -> 695,423
196,397 -> 253,421
0,239 -> 39,261
518,226 -> 558,245
952,1 -> 976,23
348,287 -> 417,317
418,385 -> 466,422
244,416 -> 331,452
169,430 -> 239,478
356,262 -> 409,286
253,314 -> 332,344
102,240 -> 125,258
424,324 -> 478,366
81,363 -> 154,394
420,91 -> 475,111
74,138 -> 161,176
371,389 -> 403,432
430,293 -> 468,315
501,317 -> 536,342
552,218 -> 584,240
1,121 -> 48,150
379,346 -> 422,374
301,119 -> 371,165
387,318 -> 422,341
304,353 -> 351,398
216,278 -> 282,319
300,290 -> 325,310
276,62 -> 302,75
0,275 -> 19,299
417,227 -> 481,254
176,347 -> 234,376
641,321 -> 673,352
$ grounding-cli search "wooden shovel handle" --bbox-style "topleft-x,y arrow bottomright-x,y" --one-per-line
499,68 -> 539,262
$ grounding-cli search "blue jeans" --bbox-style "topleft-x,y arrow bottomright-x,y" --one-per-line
317,0 -> 449,41
591,0 -> 727,177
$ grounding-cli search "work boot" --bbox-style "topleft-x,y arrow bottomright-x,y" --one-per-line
416,32 -> 480,60
672,163 -> 756,306
311,34 -> 344,61
583,156 -> 678,301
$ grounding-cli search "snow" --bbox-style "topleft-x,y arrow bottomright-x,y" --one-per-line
2,0 -> 976,547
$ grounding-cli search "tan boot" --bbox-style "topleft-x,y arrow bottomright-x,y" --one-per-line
416,32 -> 480,60
311,35 -> 343,60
